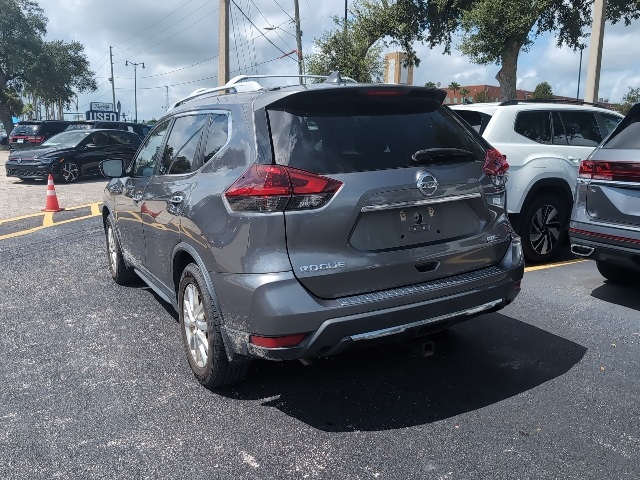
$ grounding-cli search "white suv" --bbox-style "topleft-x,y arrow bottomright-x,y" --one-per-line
451,101 -> 623,262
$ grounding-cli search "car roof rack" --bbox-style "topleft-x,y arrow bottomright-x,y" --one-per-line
167,72 -> 357,111
499,99 -> 607,107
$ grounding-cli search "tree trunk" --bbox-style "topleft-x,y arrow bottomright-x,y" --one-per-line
495,43 -> 521,102
0,105 -> 14,134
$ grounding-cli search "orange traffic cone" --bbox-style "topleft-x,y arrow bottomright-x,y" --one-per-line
42,174 -> 64,212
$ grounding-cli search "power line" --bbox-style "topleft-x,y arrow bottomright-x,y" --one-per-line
230,0 -> 297,62
111,0 -> 198,51
272,0 -> 295,24
114,0 -> 216,57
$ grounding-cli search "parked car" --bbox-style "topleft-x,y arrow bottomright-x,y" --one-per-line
8,120 -> 70,150
66,120 -> 152,138
5,129 -> 141,183
569,103 -> 640,284
100,74 -> 524,388
0,130 -> 7,146
451,101 -> 624,263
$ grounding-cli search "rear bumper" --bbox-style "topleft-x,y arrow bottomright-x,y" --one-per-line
569,223 -> 640,272
215,236 -> 524,361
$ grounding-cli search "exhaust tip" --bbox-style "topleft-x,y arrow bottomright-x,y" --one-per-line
571,244 -> 595,257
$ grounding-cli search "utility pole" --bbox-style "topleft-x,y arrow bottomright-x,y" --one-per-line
219,0 -> 229,85
109,46 -> 117,114
125,60 -> 145,123
294,0 -> 303,84
584,0 -> 607,103
164,86 -> 169,110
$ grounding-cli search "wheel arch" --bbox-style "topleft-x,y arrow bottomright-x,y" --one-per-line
519,177 -> 573,217
171,243 -> 240,360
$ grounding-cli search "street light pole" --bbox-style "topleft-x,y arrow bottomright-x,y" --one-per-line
125,60 -> 145,123
576,46 -> 584,102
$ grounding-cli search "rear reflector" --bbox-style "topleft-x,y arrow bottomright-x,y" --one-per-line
483,148 -> 509,191
250,333 -> 306,348
579,160 -> 640,182
225,164 -> 342,212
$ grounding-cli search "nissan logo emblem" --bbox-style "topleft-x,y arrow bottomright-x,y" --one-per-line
416,172 -> 438,196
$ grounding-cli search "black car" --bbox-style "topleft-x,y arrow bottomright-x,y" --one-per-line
5,129 -> 141,183
0,130 -> 7,146
66,120 -> 152,138
9,120 -> 70,150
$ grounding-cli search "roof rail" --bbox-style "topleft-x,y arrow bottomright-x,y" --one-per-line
499,99 -> 607,108
227,73 -> 357,85
167,72 -> 358,111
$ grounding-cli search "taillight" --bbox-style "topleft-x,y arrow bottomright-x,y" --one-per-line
225,164 -> 342,212
29,136 -> 45,143
483,148 -> 509,190
579,160 -> 640,182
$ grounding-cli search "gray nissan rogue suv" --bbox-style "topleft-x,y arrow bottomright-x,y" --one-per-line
100,74 -> 524,388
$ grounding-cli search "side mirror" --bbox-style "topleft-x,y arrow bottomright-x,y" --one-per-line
100,159 -> 125,178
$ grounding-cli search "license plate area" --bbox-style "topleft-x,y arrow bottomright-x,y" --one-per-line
350,201 -> 482,251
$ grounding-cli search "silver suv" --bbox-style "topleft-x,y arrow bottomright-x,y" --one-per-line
100,75 -> 524,388
452,101 -> 623,262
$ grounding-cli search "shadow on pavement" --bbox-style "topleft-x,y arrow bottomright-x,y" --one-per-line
218,313 -> 587,432
591,282 -> 640,311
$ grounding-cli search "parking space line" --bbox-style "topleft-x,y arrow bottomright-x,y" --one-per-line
525,259 -> 586,272
0,202 -> 103,241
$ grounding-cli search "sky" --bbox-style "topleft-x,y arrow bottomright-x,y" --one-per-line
37,0 -> 640,123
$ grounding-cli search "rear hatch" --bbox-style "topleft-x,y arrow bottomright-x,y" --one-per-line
10,123 -> 42,145
264,86 -> 510,299
583,105 -> 640,228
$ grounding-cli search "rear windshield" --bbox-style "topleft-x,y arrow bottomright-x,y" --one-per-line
66,124 -> 94,130
267,105 -> 485,174
11,124 -> 39,135
602,106 -> 640,149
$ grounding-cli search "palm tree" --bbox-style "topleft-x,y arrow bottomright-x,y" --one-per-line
459,87 -> 470,103
424,81 -> 437,88
448,81 -> 460,96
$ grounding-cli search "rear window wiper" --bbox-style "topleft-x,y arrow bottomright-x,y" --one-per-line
411,148 -> 474,163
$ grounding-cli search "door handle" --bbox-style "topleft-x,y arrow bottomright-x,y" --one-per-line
567,156 -> 581,163
108,183 -> 123,195
169,194 -> 184,205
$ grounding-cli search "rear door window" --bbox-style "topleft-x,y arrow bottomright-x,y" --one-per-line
551,112 -> 568,145
515,111 -> 552,144
159,114 -> 208,175
203,114 -> 229,165
559,111 -> 601,147
453,110 -> 492,135
267,105 -> 485,174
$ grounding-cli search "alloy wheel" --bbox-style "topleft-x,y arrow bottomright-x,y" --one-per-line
61,162 -> 79,182
529,204 -> 560,255
182,283 -> 209,368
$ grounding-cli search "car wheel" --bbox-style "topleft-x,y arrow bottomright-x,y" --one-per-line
178,263 -> 249,389
105,215 -> 136,285
60,161 -> 80,183
520,195 -> 568,263
596,261 -> 637,284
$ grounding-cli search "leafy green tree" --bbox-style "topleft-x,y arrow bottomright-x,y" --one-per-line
306,12 -> 385,82
0,0 -> 96,133
532,81 -> 554,100
459,87 -> 471,102
318,0 -> 640,101
424,81 -> 437,87
618,86 -> 640,115
473,88 -> 491,103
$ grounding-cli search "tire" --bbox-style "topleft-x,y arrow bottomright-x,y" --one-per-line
60,161 -> 80,183
520,194 -> 568,263
596,261 -> 638,285
105,215 -> 136,285
178,263 -> 249,389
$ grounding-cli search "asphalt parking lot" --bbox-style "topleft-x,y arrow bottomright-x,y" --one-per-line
0,152 -> 638,479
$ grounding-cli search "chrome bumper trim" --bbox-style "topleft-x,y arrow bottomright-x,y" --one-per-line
360,192 -> 482,212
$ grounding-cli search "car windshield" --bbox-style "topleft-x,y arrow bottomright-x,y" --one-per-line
41,131 -> 91,148
11,124 -> 39,135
